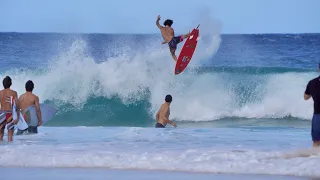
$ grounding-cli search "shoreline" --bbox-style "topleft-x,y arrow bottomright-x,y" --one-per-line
0,167 -> 315,180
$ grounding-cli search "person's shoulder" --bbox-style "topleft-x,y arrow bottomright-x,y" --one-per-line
19,93 -> 25,98
309,76 -> 320,84
11,89 -> 18,95
33,94 -> 39,100
160,103 -> 168,109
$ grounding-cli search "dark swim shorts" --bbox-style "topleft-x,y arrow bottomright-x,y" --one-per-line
155,122 -> 165,128
312,114 -> 320,141
168,35 -> 184,52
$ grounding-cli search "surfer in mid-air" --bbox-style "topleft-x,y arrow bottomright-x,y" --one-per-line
156,15 -> 190,62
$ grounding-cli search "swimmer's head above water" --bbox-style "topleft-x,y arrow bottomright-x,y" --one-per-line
165,94 -> 172,103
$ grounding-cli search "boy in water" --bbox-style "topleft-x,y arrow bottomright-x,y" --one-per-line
156,15 -> 190,62
0,76 -> 20,142
155,94 -> 177,128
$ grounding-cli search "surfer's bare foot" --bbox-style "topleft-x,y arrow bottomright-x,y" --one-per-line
184,32 -> 190,39
172,55 -> 177,62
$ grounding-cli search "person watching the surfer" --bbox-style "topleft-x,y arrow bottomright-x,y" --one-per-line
17,80 -> 42,134
0,76 -> 20,142
155,94 -> 177,128
304,63 -> 320,148
156,15 -> 190,62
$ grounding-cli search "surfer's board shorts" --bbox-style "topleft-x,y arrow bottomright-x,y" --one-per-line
155,122 -> 165,128
0,112 -> 14,130
311,114 -> 320,141
168,35 -> 184,52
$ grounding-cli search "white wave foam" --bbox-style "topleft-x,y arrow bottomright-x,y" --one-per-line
0,127 -> 318,177
2,147 -> 320,177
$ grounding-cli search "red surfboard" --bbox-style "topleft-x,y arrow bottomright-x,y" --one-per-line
174,24 -> 200,75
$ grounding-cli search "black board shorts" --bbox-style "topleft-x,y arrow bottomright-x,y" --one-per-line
312,114 -> 320,141
155,122 -> 165,128
168,35 -> 183,52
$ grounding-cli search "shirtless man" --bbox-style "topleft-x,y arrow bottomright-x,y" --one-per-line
156,15 -> 190,62
18,80 -> 42,134
0,76 -> 20,142
155,94 -> 177,128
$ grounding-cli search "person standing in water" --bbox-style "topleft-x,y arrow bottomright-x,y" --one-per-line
0,76 -> 20,142
304,63 -> 320,147
155,94 -> 177,128
17,80 -> 42,134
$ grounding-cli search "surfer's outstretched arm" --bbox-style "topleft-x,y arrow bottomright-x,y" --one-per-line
156,15 -> 163,29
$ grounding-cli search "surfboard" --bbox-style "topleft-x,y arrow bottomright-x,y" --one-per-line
16,112 -> 29,130
0,110 -> 29,131
174,24 -> 200,75
23,103 -> 57,126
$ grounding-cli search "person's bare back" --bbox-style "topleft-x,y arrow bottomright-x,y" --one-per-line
155,94 -> 177,128
19,80 -> 42,127
19,93 -> 39,111
160,25 -> 174,43
0,89 -> 18,111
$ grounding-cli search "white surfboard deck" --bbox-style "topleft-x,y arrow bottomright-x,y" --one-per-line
16,112 -> 29,130
23,103 -> 57,127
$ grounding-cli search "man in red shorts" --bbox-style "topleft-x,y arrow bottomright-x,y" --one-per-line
0,76 -> 20,142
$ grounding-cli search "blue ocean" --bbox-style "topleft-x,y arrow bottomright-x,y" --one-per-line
0,22 -> 320,178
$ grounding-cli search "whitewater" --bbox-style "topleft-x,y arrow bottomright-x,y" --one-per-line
1,11 -> 320,178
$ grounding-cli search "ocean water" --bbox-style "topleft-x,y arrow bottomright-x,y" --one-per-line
1,23 -> 320,177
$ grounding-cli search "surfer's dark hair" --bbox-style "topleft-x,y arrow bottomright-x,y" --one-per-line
165,94 -> 172,103
164,19 -> 173,27
3,76 -> 12,89
25,80 -> 34,92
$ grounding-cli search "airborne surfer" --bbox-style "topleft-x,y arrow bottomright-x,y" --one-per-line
156,15 -> 190,62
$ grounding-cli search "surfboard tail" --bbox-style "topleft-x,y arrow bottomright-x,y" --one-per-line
5,96 -> 28,131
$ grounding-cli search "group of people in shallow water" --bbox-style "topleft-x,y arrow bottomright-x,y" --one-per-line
0,76 -> 42,142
